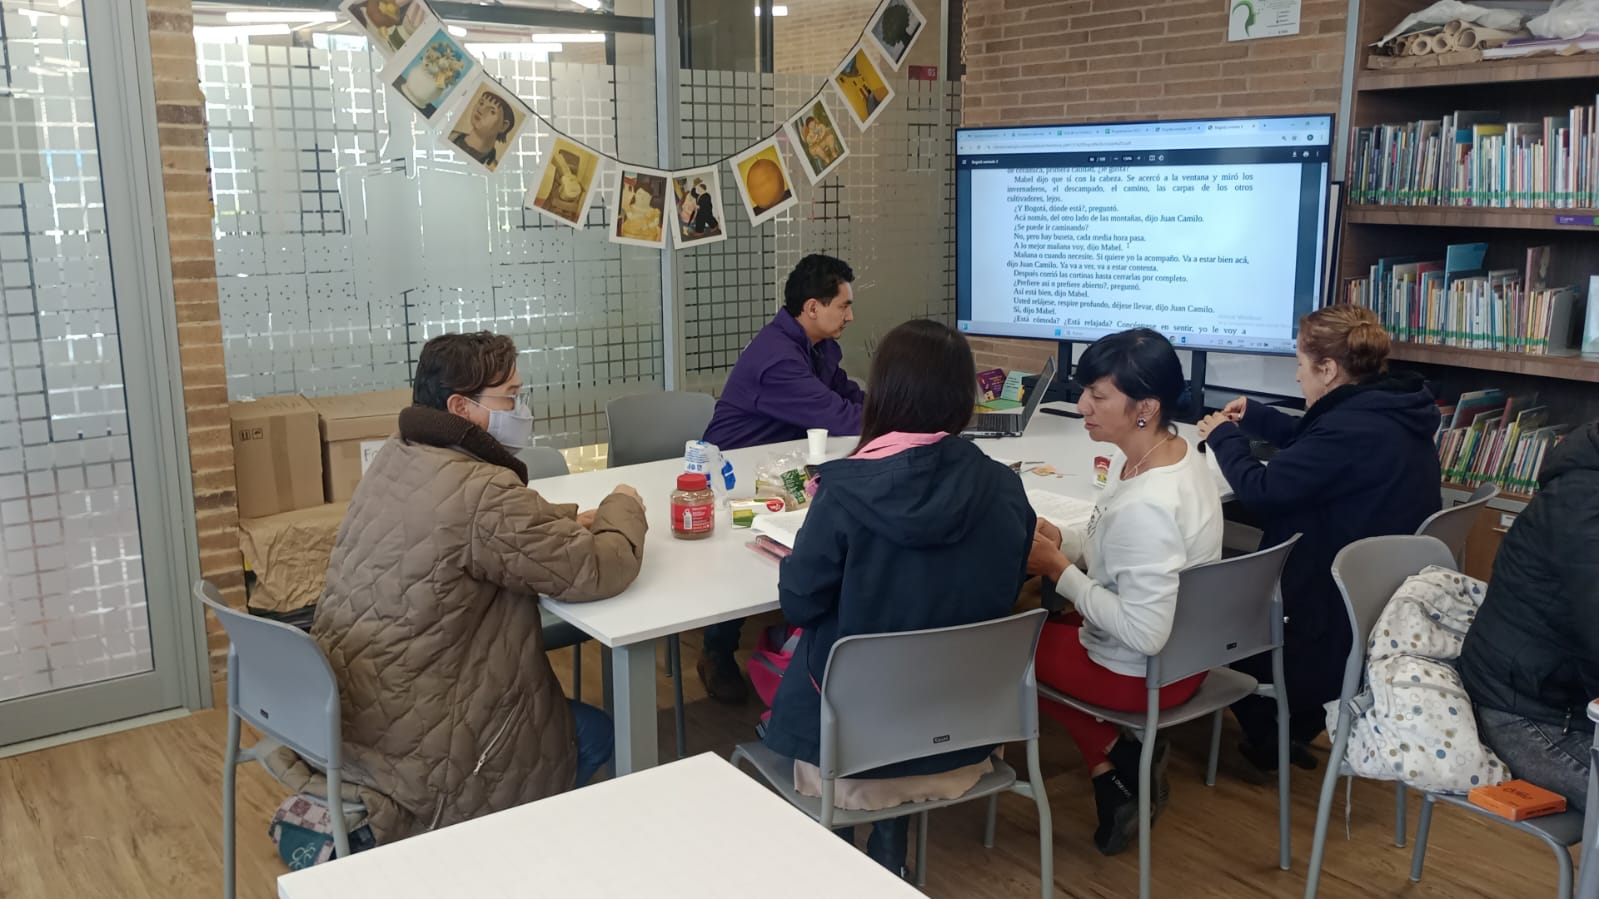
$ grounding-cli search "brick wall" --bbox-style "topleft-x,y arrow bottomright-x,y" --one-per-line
149,0 -> 245,680
961,0 -> 1347,370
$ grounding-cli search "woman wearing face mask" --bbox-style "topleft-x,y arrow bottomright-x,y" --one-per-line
1026,329 -> 1223,855
311,331 -> 647,844
1197,304 -> 1441,777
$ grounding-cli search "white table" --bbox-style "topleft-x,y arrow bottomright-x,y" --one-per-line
277,753 -> 924,898
537,404 -> 1231,774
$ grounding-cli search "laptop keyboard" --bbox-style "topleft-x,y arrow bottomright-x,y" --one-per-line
970,412 -> 1018,434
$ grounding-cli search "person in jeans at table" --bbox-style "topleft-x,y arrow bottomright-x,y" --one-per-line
311,332 -> 648,844
762,318 -> 1034,877
1460,420 -> 1599,811
698,254 -> 865,704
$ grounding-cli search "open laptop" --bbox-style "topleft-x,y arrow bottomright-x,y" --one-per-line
965,354 -> 1057,438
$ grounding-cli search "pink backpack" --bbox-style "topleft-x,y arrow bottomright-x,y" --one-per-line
748,623 -> 802,730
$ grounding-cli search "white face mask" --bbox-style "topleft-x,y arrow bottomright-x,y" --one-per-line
471,395 -> 535,450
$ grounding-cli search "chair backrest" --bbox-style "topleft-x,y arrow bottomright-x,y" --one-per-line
196,581 -> 343,770
518,445 -> 570,480
817,609 -> 1047,779
1328,534 -> 1458,707
606,391 -> 716,468
1147,535 -> 1300,687
1415,483 -> 1498,566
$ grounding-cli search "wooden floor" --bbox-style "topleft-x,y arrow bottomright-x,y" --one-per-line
1,614 -> 1574,898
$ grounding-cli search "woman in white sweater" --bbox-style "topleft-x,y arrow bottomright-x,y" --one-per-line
1027,328 -> 1223,856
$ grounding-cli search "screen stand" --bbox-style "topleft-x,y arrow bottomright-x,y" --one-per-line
1182,349 -> 1208,424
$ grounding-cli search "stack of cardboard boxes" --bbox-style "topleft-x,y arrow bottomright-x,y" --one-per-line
229,388 -> 412,614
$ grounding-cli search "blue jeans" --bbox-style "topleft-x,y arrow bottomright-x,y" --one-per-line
570,700 -> 614,786
1476,705 -> 1591,812
704,617 -> 745,657
834,817 -> 910,874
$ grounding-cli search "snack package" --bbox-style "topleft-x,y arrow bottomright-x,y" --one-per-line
731,496 -> 787,528
753,450 -> 820,509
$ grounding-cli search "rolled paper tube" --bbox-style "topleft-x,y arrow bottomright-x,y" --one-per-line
1393,35 -> 1414,55
1458,26 -> 1518,49
1443,19 -> 1464,35
1407,34 -> 1433,55
1432,33 -> 1459,53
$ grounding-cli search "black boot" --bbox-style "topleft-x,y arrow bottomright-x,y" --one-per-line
1090,767 -> 1139,856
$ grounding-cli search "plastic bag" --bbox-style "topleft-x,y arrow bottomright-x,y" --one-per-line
753,450 -> 819,510
1377,0 -> 1533,45
1528,0 -> 1599,39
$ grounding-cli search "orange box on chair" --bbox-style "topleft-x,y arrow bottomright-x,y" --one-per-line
1467,780 -> 1568,821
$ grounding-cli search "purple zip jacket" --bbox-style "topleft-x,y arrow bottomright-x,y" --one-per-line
702,309 -> 864,451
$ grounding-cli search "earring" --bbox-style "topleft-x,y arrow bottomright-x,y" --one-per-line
1137,418 -> 1147,429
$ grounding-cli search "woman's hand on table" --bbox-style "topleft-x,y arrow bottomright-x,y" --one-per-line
576,509 -> 597,529
610,483 -> 643,509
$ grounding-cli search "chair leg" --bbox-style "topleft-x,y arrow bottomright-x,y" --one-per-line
915,811 -> 929,888
1409,794 -> 1436,882
1273,648 -> 1291,872
1304,711 -> 1353,899
601,645 -> 614,715
327,766 -> 352,860
983,794 -> 999,849
1206,709 -> 1223,787
1027,738 -> 1054,899
223,711 -> 240,899
571,642 -> 583,703
669,635 -> 687,759
1138,697 -> 1158,899
1394,781 -> 1408,848
1551,838 -> 1575,899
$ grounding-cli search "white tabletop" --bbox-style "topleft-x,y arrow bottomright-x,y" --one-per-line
277,753 -> 923,898
536,405 -> 1230,649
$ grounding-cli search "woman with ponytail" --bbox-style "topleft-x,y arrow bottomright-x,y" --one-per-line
1197,305 -> 1442,775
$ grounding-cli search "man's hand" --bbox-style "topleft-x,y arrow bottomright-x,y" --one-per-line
1035,517 -> 1062,549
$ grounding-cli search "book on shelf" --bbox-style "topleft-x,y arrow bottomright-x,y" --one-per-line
1434,389 -> 1571,495
1347,102 -> 1598,208
1343,242 -> 1585,354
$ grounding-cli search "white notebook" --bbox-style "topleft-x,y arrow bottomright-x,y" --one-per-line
1026,490 -> 1096,530
748,507 -> 810,548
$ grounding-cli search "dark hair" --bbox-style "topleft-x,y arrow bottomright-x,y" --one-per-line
1299,304 -> 1389,381
413,332 -> 519,410
782,254 -> 854,317
1073,328 -> 1185,431
880,3 -> 912,44
480,91 -> 516,142
855,319 -> 976,451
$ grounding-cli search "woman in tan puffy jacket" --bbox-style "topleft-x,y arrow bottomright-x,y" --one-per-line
312,332 -> 648,843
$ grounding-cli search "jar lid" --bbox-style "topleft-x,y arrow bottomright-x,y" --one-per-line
676,472 -> 709,490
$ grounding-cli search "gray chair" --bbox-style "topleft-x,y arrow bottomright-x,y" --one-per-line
198,581 -> 356,899
518,444 -> 571,480
606,391 -> 716,759
1303,534 -> 1458,899
1577,701 -> 1599,899
1037,536 -> 1300,899
1386,483 -> 1500,847
1413,700 -> 1599,895
730,610 -> 1054,898
605,390 -> 716,468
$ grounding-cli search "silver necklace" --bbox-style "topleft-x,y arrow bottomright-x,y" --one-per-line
1124,434 -> 1176,480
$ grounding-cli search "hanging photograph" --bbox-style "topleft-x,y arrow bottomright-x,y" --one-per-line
608,165 -> 670,249
443,75 -> 530,175
341,0 -> 437,57
731,138 -> 797,227
782,97 -> 850,185
830,43 -> 896,131
382,27 -> 476,122
527,137 -> 603,229
671,167 -> 727,249
866,0 -> 926,71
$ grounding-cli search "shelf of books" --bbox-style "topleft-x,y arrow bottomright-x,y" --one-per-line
1343,13 -> 1599,511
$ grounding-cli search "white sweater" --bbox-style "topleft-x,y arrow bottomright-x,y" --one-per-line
1055,440 -> 1223,677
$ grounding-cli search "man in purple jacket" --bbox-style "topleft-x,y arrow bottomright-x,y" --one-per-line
697,254 -> 865,702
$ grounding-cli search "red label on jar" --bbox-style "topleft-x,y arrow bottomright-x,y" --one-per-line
671,501 -> 715,535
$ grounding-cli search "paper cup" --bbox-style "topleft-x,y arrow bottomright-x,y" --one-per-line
807,428 -> 828,463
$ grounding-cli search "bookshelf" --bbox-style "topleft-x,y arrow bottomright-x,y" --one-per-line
1342,0 -> 1599,576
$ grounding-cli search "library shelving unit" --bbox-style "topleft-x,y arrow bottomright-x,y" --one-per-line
1342,1 -> 1599,577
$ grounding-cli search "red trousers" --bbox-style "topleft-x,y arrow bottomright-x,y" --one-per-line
1035,615 -> 1206,768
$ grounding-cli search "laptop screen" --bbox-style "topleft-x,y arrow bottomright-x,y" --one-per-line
1018,354 -> 1057,424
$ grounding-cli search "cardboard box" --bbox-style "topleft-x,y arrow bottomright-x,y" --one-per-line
308,389 -> 413,502
230,395 -> 324,519
238,502 -> 350,614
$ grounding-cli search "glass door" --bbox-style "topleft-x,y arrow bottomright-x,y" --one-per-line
0,0 -> 201,747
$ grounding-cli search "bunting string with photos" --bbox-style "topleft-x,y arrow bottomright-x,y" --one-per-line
338,0 -> 927,247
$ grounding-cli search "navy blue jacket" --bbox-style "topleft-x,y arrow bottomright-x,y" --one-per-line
761,436 -> 1035,776
1206,372 -> 1441,705
1462,422 -> 1599,732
